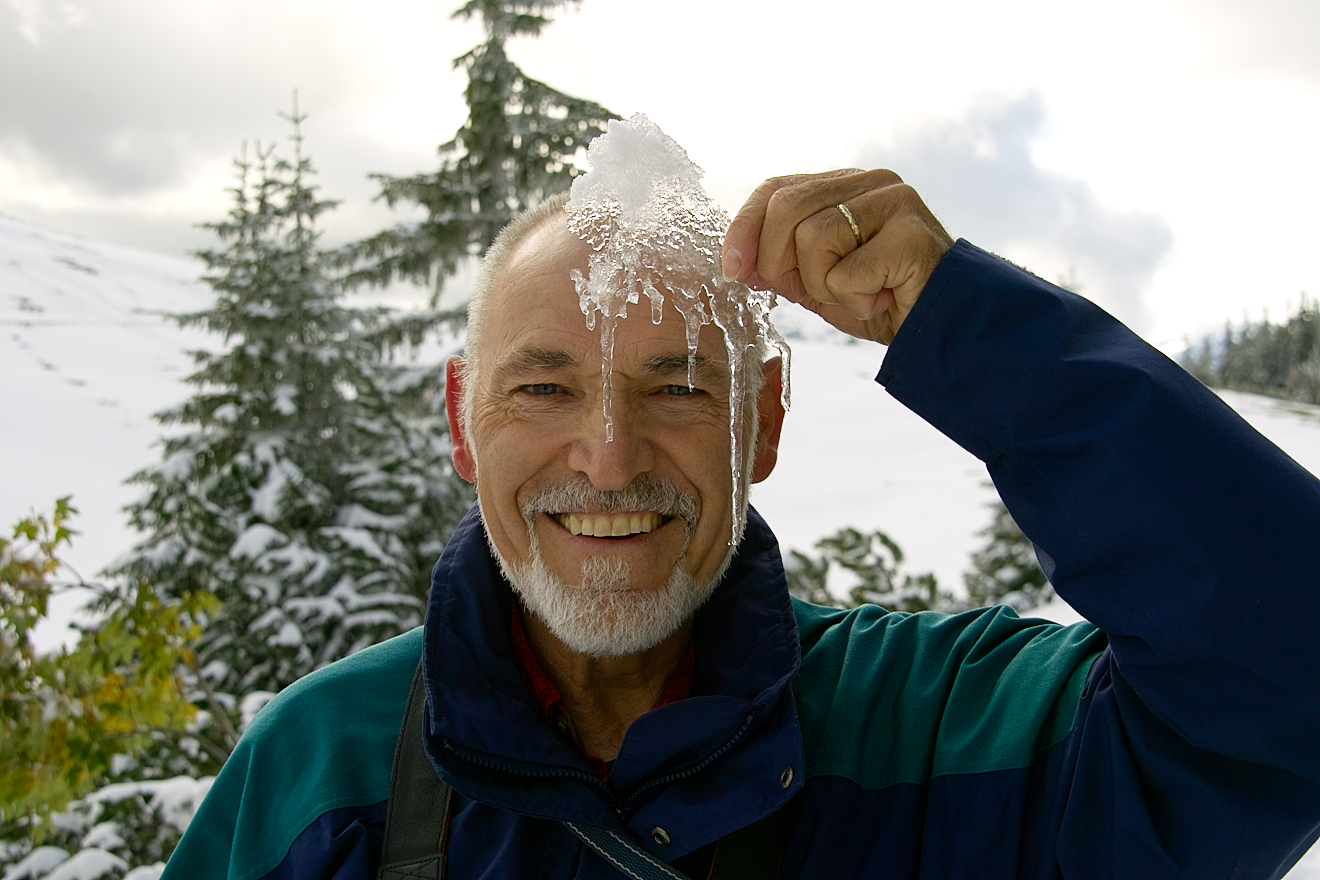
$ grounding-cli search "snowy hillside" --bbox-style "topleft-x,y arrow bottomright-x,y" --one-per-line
0,212 -> 212,641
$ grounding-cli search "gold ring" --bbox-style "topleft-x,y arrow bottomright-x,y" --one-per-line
837,203 -> 864,247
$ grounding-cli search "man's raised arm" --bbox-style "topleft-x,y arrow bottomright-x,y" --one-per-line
726,169 -> 1320,875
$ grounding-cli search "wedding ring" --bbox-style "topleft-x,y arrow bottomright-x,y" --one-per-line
837,203 -> 864,247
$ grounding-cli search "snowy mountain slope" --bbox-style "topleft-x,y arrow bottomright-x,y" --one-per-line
757,313 -> 1320,623
750,333 -> 997,597
0,211 -> 212,637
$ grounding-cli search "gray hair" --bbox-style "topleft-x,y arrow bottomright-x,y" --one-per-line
458,191 -> 574,434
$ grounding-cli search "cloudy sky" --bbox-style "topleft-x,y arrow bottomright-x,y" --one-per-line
4,0 -> 1320,347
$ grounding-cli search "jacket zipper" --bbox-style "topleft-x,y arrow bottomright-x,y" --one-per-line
617,713 -> 756,814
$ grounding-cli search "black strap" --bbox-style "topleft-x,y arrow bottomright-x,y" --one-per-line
708,802 -> 793,880
377,663 -> 452,880
378,660 -> 790,879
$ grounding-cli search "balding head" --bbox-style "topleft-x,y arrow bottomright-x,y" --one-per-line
458,192 -> 770,442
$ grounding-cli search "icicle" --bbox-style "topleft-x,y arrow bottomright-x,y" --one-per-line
565,114 -> 792,545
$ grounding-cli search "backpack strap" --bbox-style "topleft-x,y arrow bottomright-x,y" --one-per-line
377,662 -> 453,880
707,795 -> 796,880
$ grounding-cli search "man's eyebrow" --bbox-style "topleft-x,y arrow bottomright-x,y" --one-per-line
641,353 -> 728,381
493,347 -> 578,378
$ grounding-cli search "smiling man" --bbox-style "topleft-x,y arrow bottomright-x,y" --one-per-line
161,152 -> 1320,880
441,205 -> 786,761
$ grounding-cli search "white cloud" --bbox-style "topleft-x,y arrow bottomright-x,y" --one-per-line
858,93 -> 1173,332
8,0 -> 89,47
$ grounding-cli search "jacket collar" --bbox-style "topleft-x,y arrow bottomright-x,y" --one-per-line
421,503 -> 804,856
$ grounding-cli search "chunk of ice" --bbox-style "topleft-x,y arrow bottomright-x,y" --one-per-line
565,113 -> 790,544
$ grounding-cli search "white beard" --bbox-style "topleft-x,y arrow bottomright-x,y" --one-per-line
487,475 -> 733,658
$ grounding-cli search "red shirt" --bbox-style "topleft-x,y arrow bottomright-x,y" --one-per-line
509,604 -> 695,781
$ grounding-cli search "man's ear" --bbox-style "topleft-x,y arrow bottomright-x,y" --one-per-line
751,357 -> 786,484
446,356 -> 477,484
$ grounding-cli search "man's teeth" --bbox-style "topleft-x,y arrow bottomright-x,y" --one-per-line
555,512 -> 662,537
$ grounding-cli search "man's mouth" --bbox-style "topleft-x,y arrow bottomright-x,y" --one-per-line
551,511 -> 670,537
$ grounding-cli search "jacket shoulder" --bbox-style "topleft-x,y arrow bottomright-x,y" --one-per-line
164,627 -> 422,880
792,598 -> 1105,790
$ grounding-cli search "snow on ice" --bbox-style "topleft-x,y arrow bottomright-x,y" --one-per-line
566,114 -> 789,543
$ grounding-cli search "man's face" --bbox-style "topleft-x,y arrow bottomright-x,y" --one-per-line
447,219 -> 783,654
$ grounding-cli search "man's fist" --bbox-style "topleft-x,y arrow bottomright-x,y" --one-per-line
722,169 -> 953,345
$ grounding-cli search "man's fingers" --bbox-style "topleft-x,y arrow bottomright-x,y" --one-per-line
725,167 -> 951,343
722,177 -> 780,282
824,213 -> 950,337
794,180 -> 913,307
722,169 -> 885,286
795,206 -> 858,306
754,169 -> 900,291
723,174 -> 847,283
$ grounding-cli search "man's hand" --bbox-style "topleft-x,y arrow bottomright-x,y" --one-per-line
722,169 -> 954,345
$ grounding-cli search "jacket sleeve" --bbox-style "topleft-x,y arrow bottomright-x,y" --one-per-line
877,240 -> 1320,877
160,629 -> 419,880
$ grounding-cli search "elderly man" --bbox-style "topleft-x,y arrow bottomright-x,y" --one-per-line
161,166 -> 1320,880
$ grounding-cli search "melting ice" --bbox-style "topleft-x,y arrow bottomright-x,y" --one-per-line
564,113 -> 790,544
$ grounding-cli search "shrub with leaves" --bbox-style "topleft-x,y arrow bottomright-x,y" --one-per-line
1,500 -> 211,849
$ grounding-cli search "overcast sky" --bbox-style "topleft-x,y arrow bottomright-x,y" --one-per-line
4,0 -> 1320,346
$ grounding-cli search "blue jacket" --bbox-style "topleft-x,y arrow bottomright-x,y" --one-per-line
161,241 -> 1320,879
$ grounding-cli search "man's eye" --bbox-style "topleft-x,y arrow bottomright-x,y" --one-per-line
523,383 -> 561,396
663,384 -> 696,396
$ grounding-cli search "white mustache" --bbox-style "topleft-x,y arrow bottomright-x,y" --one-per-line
521,474 -> 698,528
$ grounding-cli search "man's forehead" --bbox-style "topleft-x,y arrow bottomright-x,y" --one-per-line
500,216 -> 725,305
499,217 -> 589,289
488,217 -> 733,362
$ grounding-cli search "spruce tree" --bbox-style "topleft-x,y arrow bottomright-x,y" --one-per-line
1181,296 -> 1320,404
110,105 -> 472,751
963,497 -> 1053,613
343,0 -> 615,300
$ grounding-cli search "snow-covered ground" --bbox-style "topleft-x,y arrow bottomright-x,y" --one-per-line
1,212 -> 214,643
3,215 -> 1319,877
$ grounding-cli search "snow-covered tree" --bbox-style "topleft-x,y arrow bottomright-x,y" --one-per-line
784,527 -> 952,613
963,496 -> 1053,613
342,0 -> 615,301
109,105 -> 472,742
1181,296 -> 1320,404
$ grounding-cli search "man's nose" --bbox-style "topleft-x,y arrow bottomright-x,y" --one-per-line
565,401 -> 655,492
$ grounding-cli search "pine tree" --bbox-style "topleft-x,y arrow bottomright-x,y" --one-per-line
963,496 -> 1053,613
109,103 -> 472,755
342,0 -> 615,301
1181,296 -> 1320,404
